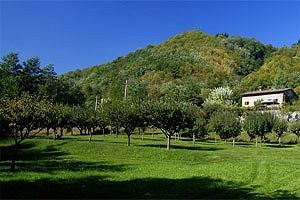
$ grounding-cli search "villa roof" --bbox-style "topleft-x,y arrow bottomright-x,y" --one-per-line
241,88 -> 296,97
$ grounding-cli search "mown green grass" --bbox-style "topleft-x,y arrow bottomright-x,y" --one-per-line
0,133 -> 299,199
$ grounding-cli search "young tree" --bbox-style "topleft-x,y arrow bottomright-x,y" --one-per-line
243,112 -> 276,147
72,106 -> 89,135
147,101 -> 197,149
209,111 -> 241,146
104,100 -> 124,137
273,118 -> 288,145
188,111 -> 207,144
119,102 -> 141,146
289,121 -> 300,141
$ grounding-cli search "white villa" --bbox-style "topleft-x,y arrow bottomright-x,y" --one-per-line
241,88 -> 298,108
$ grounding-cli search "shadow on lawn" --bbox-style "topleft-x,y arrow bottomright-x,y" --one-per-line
265,144 -> 295,148
1,175 -> 298,199
57,137 -> 104,142
140,144 -> 221,151
0,142 -> 66,162
0,142 -> 128,173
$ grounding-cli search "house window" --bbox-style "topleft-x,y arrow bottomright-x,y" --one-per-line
245,101 -> 249,105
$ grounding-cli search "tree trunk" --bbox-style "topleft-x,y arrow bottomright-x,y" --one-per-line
232,137 -> 235,147
167,135 -> 171,150
102,129 -> 105,135
60,127 -> 63,137
79,128 -> 83,135
214,135 -> 217,145
255,136 -> 258,148
89,131 -> 93,143
71,128 -> 73,136
11,143 -> 18,172
127,134 -> 131,146
46,127 -> 50,136
261,136 -> 263,147
142,130 -> 144,140
278,137 -> 281,145
53,128 -> 57,140
116,127 -> 119,137
193,133 -> 195,145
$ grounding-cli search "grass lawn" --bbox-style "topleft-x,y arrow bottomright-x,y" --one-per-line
0,133 -> 299,199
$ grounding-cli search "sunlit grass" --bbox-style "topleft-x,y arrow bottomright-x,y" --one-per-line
0,133 -> 299,199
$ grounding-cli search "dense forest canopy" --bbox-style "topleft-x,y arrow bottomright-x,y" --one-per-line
63,30 -> 299,104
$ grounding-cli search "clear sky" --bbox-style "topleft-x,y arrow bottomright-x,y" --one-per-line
0,1 -> 299,74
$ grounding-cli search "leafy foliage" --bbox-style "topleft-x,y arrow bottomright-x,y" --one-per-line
289,121 -> 300,138
273,118 -> 288,144
0,53 -> 85,105
239,45 -> 300,94
208,111 -> 241,141
243,112 -> 276,144
147,101 -> 197,149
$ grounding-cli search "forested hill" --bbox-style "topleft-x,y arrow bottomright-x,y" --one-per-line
238,44 -> 300,94
62,30 -> 299,103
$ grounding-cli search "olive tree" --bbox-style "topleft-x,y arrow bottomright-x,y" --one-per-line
208,111 -> 241,146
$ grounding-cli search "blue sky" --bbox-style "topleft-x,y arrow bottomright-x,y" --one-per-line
0,1 -> 299,74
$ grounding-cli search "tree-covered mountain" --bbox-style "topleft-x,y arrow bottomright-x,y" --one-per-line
63,30 -> 299,104
238,44 -> 300,94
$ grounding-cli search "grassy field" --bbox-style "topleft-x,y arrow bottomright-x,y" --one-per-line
0,133 -> 300,199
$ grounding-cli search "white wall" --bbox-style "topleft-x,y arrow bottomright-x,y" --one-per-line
242,93 -> 284,107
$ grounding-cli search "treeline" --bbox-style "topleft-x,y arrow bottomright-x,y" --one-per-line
0,53 -> 85,105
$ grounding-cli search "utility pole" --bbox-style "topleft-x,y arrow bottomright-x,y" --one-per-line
95,95 -> 98,111
124,79 -> 128,100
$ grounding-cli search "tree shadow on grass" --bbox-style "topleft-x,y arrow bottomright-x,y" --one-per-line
0,142 -> 66,162
1,175 -> 298,199
140,144 -> 221,151
0,142 -> 128,173
57,137 -> 104,142
265,144 -> 295,148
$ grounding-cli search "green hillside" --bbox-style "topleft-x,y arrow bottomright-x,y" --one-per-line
239,44 -> 300,94
63,30 -> 300,103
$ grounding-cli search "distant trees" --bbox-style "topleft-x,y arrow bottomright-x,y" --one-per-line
223,36 -> 276,76
0,53 -> 85,105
